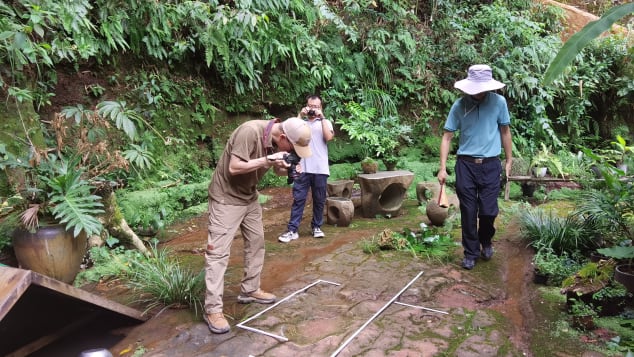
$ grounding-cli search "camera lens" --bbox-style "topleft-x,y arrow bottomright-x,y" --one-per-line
308,109 -> 315,116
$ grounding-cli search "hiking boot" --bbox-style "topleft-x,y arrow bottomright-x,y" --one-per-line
237,289 -> 277,304
203,312 -> 230,334
278,231 -> 298,243
481,246 -> 494,260
312,227 -> 325,238
461,257 -> 476,270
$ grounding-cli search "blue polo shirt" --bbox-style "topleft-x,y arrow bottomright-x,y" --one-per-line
444,92 -> 510,158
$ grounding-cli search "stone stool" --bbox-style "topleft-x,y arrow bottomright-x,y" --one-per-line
358,170 -> 414,218
327,180 -> 354,198
416,181 -> 441,205
326,197 -> 354,227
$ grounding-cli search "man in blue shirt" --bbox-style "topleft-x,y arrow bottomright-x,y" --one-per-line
437,65 -> 513,270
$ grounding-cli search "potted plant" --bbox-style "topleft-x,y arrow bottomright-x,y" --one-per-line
591,282 -> 631,316
2,152 -> 105,283
529,143 -> 565,178
532,247 -> 582,286
561,259 -> 616,309
568,299 -> 598,330
611,135 -> 633,175
381,154 -> 399,171
1,102 -> 153,282
360,156 -> 379,174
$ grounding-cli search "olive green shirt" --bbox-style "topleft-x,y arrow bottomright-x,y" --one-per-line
208,120 -> 274,205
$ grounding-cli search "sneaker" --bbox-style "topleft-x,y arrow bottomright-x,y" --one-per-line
278,231 -> 298,243
237,288 -> 277,304
312,227 -> 325,238
481,246 -> 494,261
461,257 -> 476,270
203,312 -> 230,334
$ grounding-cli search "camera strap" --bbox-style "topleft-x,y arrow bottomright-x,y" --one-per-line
262,118 -> 280,155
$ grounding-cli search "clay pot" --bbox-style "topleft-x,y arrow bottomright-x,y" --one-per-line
426,201 -> 448,226
12,224 -> 88,283
615,264 -> 634,294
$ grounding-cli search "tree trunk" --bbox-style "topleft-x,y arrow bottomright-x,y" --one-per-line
98,185 -> 150,256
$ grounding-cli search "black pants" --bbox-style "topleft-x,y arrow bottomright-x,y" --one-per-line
455,158 -> 501,259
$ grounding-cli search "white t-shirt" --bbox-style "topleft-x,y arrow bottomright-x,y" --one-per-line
301,118 -> 333,175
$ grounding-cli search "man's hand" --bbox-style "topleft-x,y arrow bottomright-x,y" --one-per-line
437,168 -> 448,185
267,152 -> 291,169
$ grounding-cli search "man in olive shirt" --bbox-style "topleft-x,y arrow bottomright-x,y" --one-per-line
204,117 -> 312,334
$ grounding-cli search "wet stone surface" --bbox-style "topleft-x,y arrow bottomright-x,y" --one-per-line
69,187 -> 607,357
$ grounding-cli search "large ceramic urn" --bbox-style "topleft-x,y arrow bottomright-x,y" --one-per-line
12,224 -> 88,283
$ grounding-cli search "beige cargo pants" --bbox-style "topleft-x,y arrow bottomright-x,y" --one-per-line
204,199 -> 265,313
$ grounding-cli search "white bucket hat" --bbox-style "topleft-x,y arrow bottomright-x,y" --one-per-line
454,64 -> 505,95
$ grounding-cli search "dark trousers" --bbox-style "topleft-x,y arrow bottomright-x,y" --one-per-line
287,173 -> 328,232
455,158 -> 501,259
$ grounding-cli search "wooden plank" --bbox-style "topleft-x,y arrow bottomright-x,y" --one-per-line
31,272 -> 146,321
0,266 -> 147,356
0,267 -> 32,321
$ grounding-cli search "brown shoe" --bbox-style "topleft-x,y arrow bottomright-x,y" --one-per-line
203,312 -> 230,334
237,288 -> 277,304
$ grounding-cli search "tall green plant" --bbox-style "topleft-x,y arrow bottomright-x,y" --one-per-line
542,2 -> 634,85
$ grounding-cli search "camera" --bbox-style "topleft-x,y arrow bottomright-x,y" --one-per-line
283,152 -> 301,184
307,109 -> 316,116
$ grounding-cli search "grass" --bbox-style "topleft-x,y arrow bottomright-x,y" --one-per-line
127,243 -> 205,316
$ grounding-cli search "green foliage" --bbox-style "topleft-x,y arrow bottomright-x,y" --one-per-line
562,260 -> 616,292
569,299 -> 598,318
0,154 -> 104,238
518,206 -> 597,254
339,101 -> 411,159
418,135 -> 441,161
328,163 -> 358,181
573,147 -> 634,243
592,283 -> 631,301
43,159 -> 105,238
529,143 -> 565,178
327,137 -> 365,163
0,213 -> 18,250
117,182 -> 208,233
123,143 -> 155,173
532,248 -> 583,287
363,225 -> 459,263
74,244 -> 145,286
543,3 -> 634,85
127,242 -> 205,315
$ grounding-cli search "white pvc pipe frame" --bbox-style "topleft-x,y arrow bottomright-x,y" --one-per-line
236,279 -> 341,341
236,272 -> 448,356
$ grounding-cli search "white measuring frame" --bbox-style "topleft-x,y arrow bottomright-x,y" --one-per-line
236,279 -> 341,341
236,271 -> 448,356
330,270 -> 448,357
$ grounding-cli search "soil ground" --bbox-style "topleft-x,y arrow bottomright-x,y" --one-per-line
31,187 -> 626,357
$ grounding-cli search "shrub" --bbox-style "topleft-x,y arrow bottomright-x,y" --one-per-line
518,207 -> 597,254
127,243 -> 205,316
